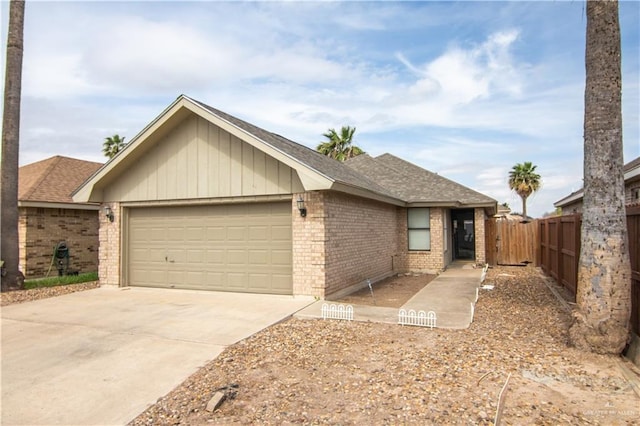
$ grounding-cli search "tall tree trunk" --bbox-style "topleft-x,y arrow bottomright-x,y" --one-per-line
568,0 -> 631,354
521,195 -> 528,220
1,0 -> 26,291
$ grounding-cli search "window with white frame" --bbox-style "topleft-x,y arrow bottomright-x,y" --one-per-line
408,208 -> 430,250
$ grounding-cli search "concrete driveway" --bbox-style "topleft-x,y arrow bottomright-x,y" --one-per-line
1,287 -> 313,425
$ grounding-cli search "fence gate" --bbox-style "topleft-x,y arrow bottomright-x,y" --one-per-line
485,218 -> 539,266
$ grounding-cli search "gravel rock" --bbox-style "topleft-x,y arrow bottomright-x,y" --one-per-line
127,266 -> 640,425
0,281 -> 99,306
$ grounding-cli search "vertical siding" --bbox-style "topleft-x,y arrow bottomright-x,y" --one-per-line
103,112 -> 303,201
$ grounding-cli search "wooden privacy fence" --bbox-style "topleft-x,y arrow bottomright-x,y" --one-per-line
539,215 -> 581,295
485,218 -> 539,266
538,207 -> 640,336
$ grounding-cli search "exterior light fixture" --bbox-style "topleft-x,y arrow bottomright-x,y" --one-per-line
297,197 -> 307,217
104,206 -> 114,222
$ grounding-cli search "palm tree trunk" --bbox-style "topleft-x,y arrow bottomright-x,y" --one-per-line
568,0 -> 631,354
521,196 -> 527,220
1,0 -> 25,291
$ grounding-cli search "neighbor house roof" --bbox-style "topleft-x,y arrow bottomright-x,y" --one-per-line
74,95 -> 496,213
344,153 -> 496,208
19,156 -> 102,208
554,156 -> 640,208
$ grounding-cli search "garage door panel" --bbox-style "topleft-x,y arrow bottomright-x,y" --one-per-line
249,226 -> 268,241
249,250 -> 268,264
271,250 -> 292,265
272,225 -> 292,241
226,250 -> 247,265
167,227 -> 184,241
206,250 -> 225,265
227,227 -> 246,241
127,202 -> 292,294
272,275 -> 293,292
166,249 -> 186,263
186,250 -> 205,263
207,227 -> 226,241
227,273 -> 247,288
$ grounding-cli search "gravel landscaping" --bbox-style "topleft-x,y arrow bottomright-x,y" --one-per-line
0,281 -> 99,306
128,266 -> 640,425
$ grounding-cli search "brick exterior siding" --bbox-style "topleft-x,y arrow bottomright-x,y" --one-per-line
100,195 -> 489,297
474,207 -> 487,265
291,194 -> 469,298
98,202 -> 121,286
292,192 -> 327,297
323,192 -> 399,297
18,207 -> 99,278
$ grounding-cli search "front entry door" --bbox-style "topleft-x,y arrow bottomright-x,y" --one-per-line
451,209 -> 475,260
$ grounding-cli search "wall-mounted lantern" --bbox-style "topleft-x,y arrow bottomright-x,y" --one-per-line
296,197 -> 307,217
104,206 -> 114,222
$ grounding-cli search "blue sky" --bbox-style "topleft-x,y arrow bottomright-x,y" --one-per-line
2,0 -> 639,217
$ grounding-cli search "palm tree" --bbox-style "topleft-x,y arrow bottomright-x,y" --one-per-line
508,161 -> 541,220
102,134 -> 126,159
316,126 -> 364,161
568,0 -> 631,355
1,0 -> 26,291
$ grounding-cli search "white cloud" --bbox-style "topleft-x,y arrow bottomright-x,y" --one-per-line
6,1 -> 638,219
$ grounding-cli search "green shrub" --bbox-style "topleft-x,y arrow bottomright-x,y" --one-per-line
24,272 -> 99,289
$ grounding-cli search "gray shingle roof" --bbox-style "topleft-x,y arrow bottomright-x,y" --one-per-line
345,153 -> 496,206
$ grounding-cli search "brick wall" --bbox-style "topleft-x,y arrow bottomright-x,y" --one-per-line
323,192 -> 399,297
291,193 -> 450,298
292,192 -> 326,297
626,180 -> 640,205
18,207 -> 99,278
99,202 -> 121,286
474,208 -> 487,265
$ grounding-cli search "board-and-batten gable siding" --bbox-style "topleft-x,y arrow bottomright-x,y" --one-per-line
103,114 -> 304,202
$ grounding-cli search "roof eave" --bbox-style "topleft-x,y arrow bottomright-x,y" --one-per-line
19,200 -> 101,210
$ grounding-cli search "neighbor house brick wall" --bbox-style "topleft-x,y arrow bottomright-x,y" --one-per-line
474,208 -> 487,265
561,200 -> 583,215
99,202 -> 121,286
626,180 -> 640,205
292,192 -> 326,297
399,207 -> 446,273
322,192 -> 399,297
18,207 -> 99,278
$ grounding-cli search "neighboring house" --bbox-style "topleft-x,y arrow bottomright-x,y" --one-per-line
19,156 -> 102,278
74,95 -> 496,299
555,156 -> 640,214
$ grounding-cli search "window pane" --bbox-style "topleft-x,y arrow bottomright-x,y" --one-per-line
408,208 -> 430,228
408,229 -> 431,250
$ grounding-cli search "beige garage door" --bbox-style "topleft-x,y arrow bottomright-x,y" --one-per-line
127,202 -> 292,294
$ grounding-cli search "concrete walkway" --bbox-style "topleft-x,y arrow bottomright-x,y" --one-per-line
295,262 -> 483,329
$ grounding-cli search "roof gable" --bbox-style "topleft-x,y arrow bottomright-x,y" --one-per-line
19,156 -> 102,204
73,95 -> 495,211
74,95 -> 400,204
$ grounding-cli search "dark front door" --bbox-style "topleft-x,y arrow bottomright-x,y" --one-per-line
452,209 -> 475,260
